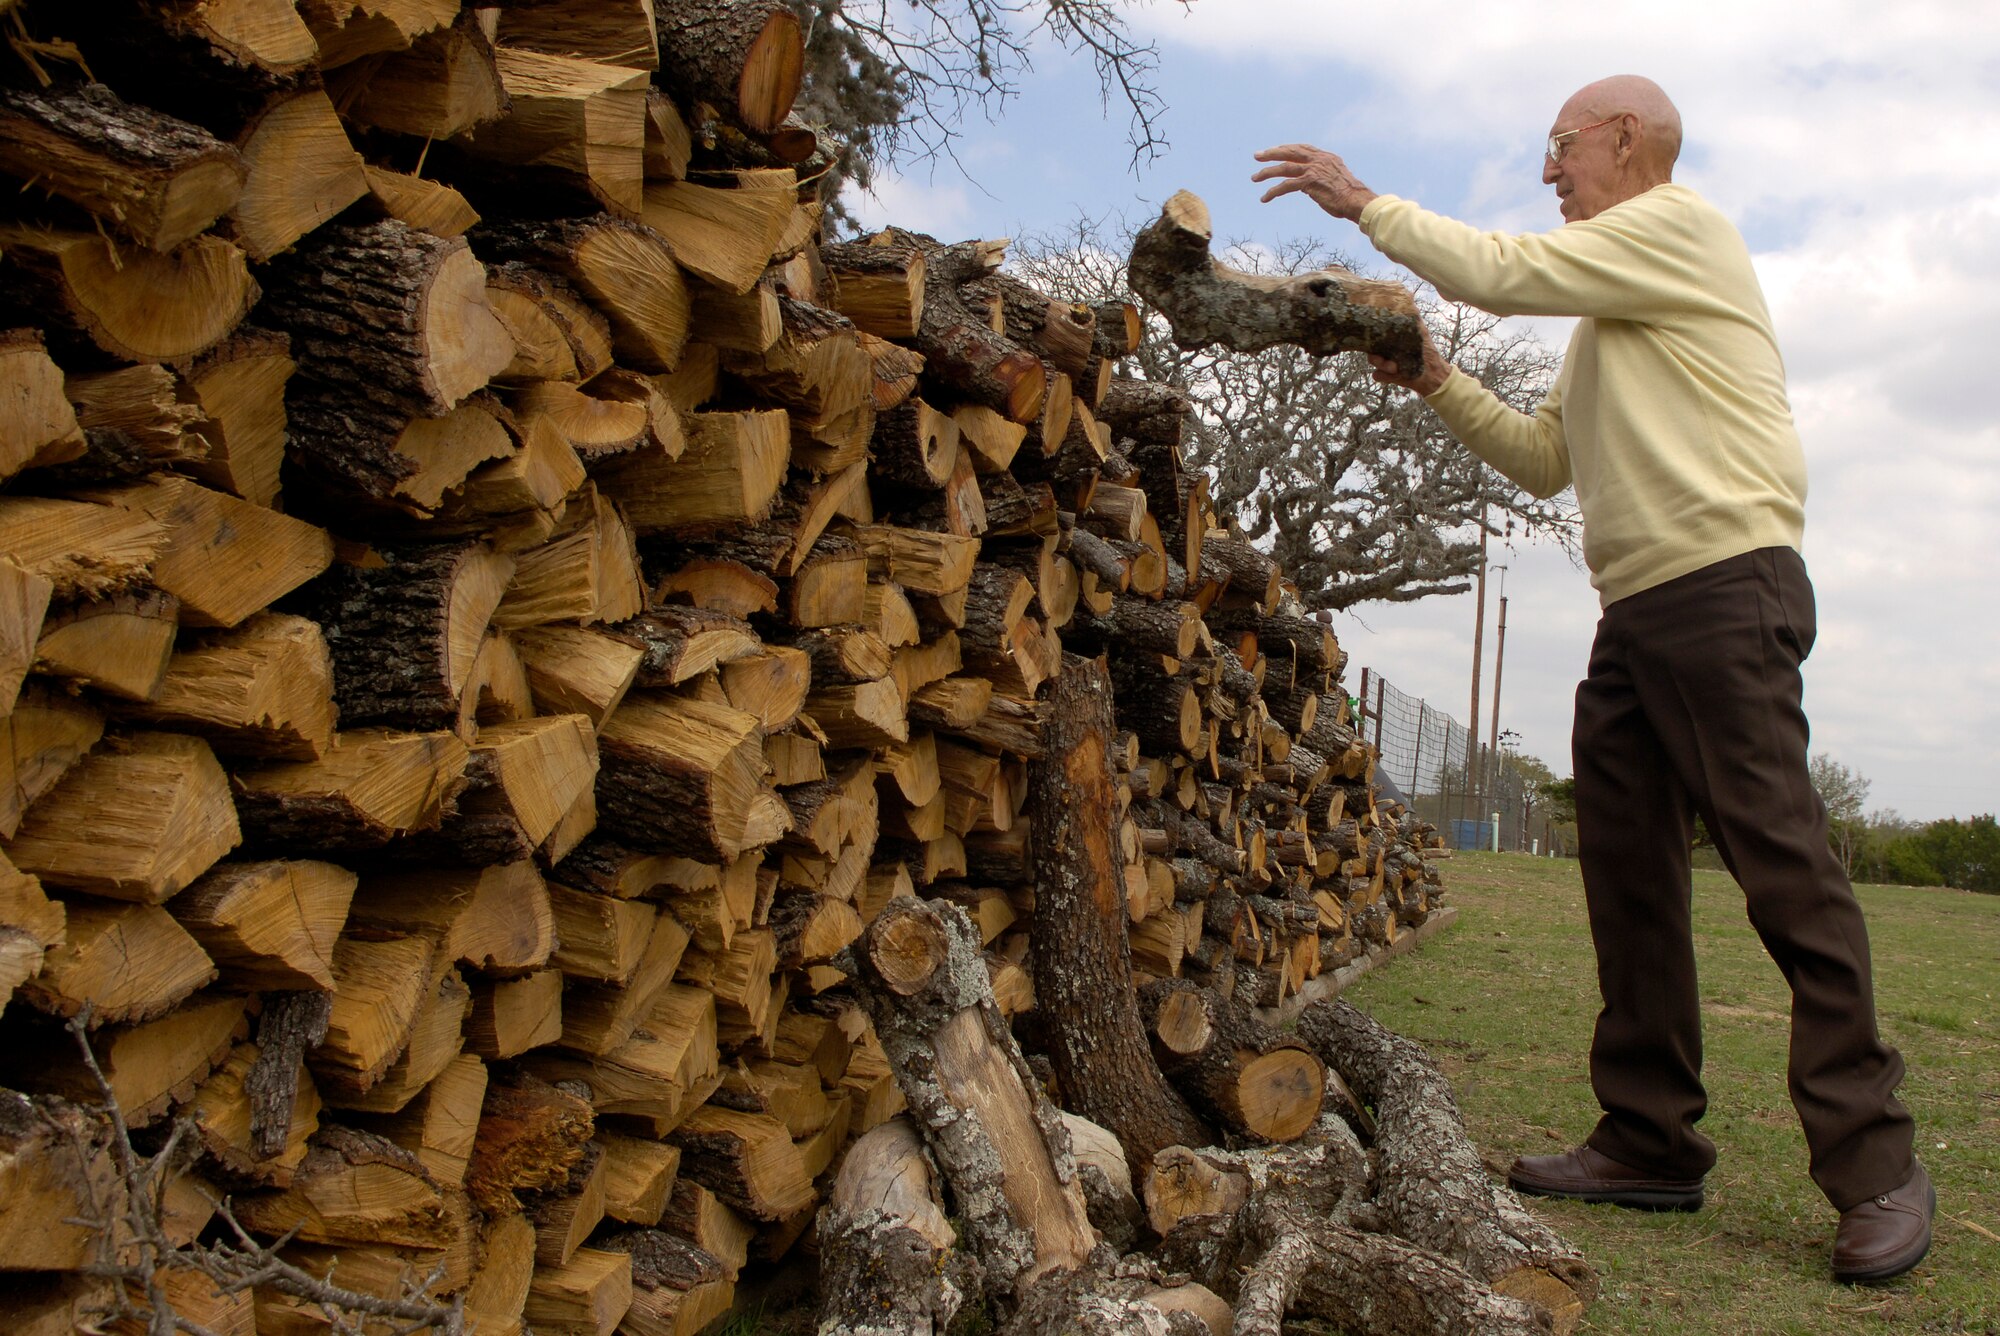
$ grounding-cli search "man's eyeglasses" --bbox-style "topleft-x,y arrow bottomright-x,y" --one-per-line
1546,115 -> 1622,164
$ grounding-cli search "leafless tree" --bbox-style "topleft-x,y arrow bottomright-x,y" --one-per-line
1009,214 -> 1579,610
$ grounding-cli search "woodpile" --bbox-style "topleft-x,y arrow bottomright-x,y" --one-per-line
0,4 -> 1510,1335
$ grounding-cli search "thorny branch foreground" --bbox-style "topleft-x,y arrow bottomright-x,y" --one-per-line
28,1007 -> 463,1336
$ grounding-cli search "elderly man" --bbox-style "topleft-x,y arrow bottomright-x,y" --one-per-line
1251,76 -> 1930,1284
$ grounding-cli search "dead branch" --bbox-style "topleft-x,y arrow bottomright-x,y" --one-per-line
1128,190 -> 1426,366
53,1006 -> 466,1336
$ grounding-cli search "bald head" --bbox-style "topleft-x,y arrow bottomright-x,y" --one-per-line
1544,75 -> 1682,221
1567,75 -> 1682,174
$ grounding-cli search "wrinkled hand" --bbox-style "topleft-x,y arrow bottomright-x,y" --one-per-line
1253,143 -> 1378,221
1367,321 -> 1453,397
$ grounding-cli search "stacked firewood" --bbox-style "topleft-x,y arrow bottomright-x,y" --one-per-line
0,2 -> 1454,1333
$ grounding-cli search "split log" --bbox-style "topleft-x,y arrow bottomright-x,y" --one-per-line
0,330 -> 84,483
822,237 -> 925,340
342,1051 -> 487,1191
524,1246 -> 633,1336
326,14 -> 508,139
58,0 -> 316,108
599,1134 -> 682,1226
361,164 -> 482,239
348,860 -> 556,975
455,48 -> 649,218
596,692 -> 784,862
844,897 -> 1097,1297
468,968 -> 566,1060
122,612 -> 337,759
5,732 -> 239,904
599,1230 -> 734,1336
231,728 -> 470,851
0,1091 -> 123,1271
654,0 -> 805,135
171,859 -> 357,991
230,1124 -> 452,1249
6,991 -> 248,1126
666,1105 -> 814,1223
31,590 -> 178,703
470,1068 -> 596,1211
258,219 -> 515,418
81,476 -> 331,629
0,82 -> 245,251
226,87 -> 370,262
722,297 -> 871,421
595,409 -> 789,533
1130,190 -> 1423,365
0,227 -> 257,364
495,0 -> 660,68
642,175 -> 796,295
17,900 -> 216,1026
487,264 -> 615,385
305,542 -> 514,731
178,326 -> 294,507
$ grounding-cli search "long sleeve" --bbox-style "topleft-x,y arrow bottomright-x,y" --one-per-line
1421,367 -> 1572,500
1360,189 -> 1724,322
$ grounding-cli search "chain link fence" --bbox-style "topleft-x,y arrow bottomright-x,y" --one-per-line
1353,668 -> 1543,852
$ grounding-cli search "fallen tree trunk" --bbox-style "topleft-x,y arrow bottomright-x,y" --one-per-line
1129,190 -> 1424,366
842,897 -> 1097,1302
1295,999 -> 1597,1327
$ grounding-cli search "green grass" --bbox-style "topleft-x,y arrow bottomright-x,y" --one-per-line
1344,851 -> 2000,1335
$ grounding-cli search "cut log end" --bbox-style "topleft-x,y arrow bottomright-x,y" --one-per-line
864,904 -> 949,996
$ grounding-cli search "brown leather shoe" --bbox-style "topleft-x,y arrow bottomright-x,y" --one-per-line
1507,1144 -> 1705,1211
1832,1162 -> 1934,1284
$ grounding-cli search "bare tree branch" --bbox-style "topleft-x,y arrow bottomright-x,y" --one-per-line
46,1007 -> 466,1336
788,1 -> 1190,229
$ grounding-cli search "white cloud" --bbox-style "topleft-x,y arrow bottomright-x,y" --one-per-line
838,171 -> 979,238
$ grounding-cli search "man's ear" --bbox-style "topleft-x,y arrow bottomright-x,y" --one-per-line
1616,114 -> 1639,165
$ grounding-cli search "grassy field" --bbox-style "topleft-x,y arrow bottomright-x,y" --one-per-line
1344,851 -> 2000,1335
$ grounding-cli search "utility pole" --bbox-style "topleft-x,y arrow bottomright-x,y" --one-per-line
1489,567 -> 1511,770
1465,515 -> 1488,830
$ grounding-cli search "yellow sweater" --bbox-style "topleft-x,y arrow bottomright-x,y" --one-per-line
1358,183 -> 1806,606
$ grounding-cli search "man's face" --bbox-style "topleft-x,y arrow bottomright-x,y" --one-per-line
1542,106 -> 1627,223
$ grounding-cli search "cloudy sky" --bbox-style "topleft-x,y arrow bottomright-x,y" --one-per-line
845,0 -> 2000,823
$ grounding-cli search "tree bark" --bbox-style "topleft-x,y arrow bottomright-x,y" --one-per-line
654,0 -> 805,135
1029,654 -> 1212,1170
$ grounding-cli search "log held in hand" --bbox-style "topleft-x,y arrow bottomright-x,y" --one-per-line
1128,190 -> 1425,366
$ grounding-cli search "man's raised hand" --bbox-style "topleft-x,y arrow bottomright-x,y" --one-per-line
1253,143 -> 1379,221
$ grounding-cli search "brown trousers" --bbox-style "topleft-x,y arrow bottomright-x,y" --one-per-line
1572,546 -> 1914,1210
